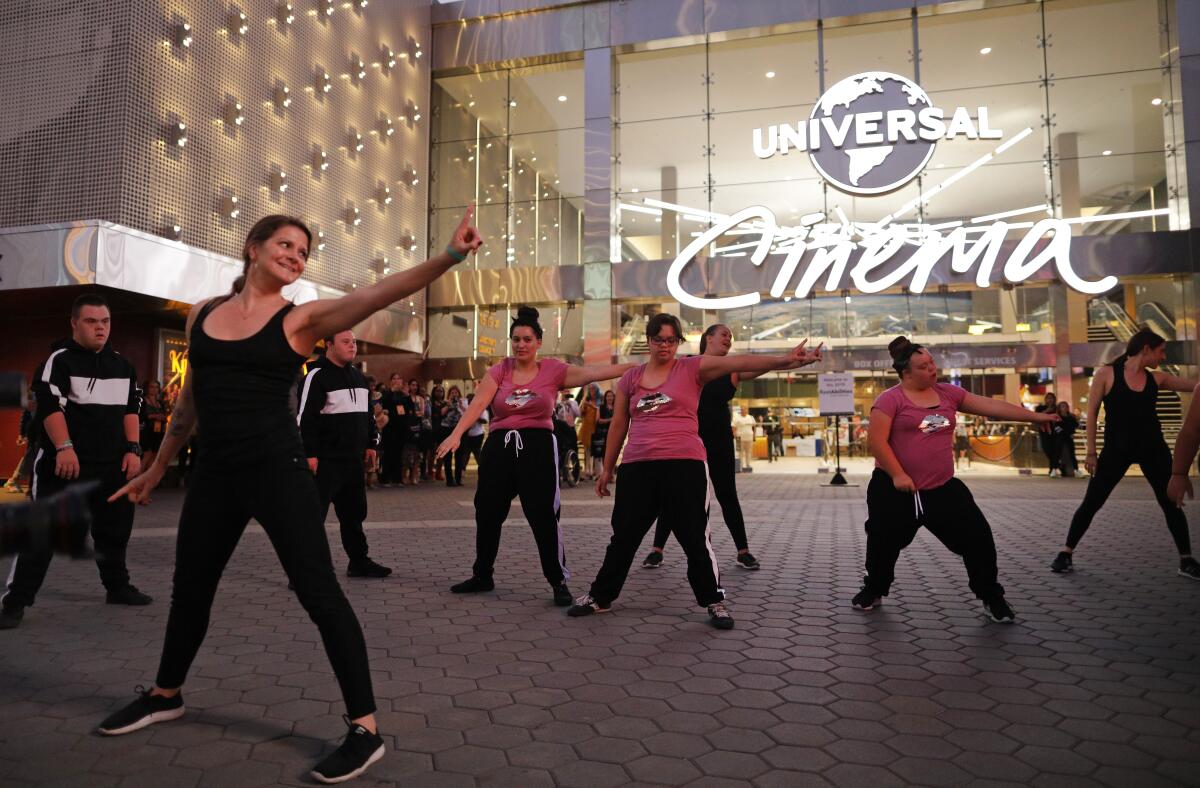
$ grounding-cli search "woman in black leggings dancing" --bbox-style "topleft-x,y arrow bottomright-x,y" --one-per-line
642,324 -> 763,571
99,208 -> 482,783
1053,329 -> 1199,578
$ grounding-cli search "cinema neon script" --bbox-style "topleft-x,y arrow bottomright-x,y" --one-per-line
665,206 -> 1120,311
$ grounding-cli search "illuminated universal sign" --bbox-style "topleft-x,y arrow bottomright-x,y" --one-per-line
753,71 -> 1001,195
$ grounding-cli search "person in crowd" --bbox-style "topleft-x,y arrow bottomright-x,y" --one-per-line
954,414 -> 971,469
405,379 -> 426,485
1036,392 -> 1060,476
577,385 -> 600,481
1,294 -> 149,630
140,380 -> 168,474
555,389 -> 581,430
437,306 -> 633,606
768,411 -> 785,460
1053,329 -> 1198,579
298,329 -> 391,578
367,401 -> 388,488
455,392 -> 487,485
379,373 -> 409,487
642,323 -> 771,572
568,315 -> 823,629
428,384 -> 447,481
1167,386 -> 1200,579
4,392 -> 37,494
590,389 -> 615,481
853,337 -> 1060,623
438,385 -> 464,486
1054,401 -> 1080,478
733,407 -> 756,470
98,208 -> 482,783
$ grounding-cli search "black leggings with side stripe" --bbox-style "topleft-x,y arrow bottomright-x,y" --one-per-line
651,433 -> 747,552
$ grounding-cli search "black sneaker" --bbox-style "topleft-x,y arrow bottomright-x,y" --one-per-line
567,594 -> 610,617
642,550 -> 663,569
707,601 -> 735,630
106,585 -> 153,606
0,602 -> 25,630
982,595 -> 1016,623
736,552 -> 761,570
1179,557 -> 1200,581
852,587 -> 881,611
1050,551 -> 1074,573
311,716 -> 385,784
552,584 -> 572,607
97,686 -> 185,735
347,559 -> 392,578
450,576 -> 494,594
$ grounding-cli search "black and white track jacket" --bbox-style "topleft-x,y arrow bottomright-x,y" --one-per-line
297,357 -> 378,461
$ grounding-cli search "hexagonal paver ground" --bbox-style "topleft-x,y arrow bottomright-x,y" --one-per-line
2,470 -> 1198,786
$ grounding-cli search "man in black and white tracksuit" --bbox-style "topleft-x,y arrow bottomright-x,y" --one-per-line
298,330 -> 392,578
2,294 -> 151,630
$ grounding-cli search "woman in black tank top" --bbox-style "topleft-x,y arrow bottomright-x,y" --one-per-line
1055,329 -> 1199,580
100,209 -> 483,783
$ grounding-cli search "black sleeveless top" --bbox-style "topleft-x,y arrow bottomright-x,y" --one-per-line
189,298 -> 308,464
698,374 -> 737,443
1103,357 -> 1163,452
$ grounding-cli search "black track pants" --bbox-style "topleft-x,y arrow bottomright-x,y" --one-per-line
471,428 -> 567,586
589,459 -> 723,608
864,469 -> 1003,601
1066,444 -> 1191,554
314,458 -> 370,563
455,434 -> 483,484
155,455 -> 375,719
652,435 -> 747,552
4,456 -> 135,607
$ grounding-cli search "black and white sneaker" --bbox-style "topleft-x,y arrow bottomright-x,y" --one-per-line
1050,551 -> 1074,573
567,594 -> 610,617
347,559 -> 392,578
707,601 -> 734,630
736,552 -> 760,570
552,584 -> 572,607
982,595 -> 1016,623
450,576 -> 494,594
642,551 -> 663,569
852,587 -> 881,611
311,716 -> 385,784
97,686 -> 185,735
1179,557 -> 1200,581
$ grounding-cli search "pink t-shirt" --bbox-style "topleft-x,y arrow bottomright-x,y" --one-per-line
871,382 -> 967,491
618,355 -> 707,464
488,357 -> 569,431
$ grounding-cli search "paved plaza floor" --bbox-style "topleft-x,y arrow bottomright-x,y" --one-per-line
1,468 -> 1198,787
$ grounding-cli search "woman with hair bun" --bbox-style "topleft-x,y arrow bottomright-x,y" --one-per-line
1054,328 -> 1198,579
855,336 -> 1058,623
437,306 -> 634,607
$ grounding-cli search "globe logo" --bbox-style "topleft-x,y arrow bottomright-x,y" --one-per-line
807,71 -> 937,196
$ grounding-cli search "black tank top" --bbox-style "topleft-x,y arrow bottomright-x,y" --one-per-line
698,374 -> 736,441
189,299 -> 308,464
1103,357 -> 1163,451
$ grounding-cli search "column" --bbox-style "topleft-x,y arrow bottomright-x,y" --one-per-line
581,46 -> 614,363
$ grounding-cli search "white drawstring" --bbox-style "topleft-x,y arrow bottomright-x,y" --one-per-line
503,429 -> 524,458
913,490 -> 925,520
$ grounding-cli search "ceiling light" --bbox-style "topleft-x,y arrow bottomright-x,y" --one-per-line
170,121 -> 188,147
979,47 -> 992,55
509,100 -> 517,107
1151,97 -> 1162,106
1102,149 -> 1112,156
172,22 -> 192,48
557,95 -> 567,102
765,71 -> 776,78
276,2 -> 294,25
316,230 -> 326,250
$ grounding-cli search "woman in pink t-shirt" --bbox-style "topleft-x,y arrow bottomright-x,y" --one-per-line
436,306 -> 634,607
567,314 -> 823,630
856,336 -> 1058,623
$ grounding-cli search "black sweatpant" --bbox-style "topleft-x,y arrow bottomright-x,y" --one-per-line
4,455 -> 134,607
155,454 -> 375,719
1039,431 -> 1060,473
652,434 -> 747,552
379,429 -> 406,484
589,459 -> 724,608
864,469 -> 1003,601
1065,443 -> 1191,554
455,434 -> 483,484
472,428 -> 567,586
314,458 -> 370,563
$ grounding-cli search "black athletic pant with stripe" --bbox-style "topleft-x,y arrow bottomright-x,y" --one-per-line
589,459 -> 724,608
472,428 -> 567,586
314,458 -> 370,564
4,458 -> 134,607
155,454 -> 375,719
651,434 -> 748,552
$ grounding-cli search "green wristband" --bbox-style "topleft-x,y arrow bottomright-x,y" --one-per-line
445,245 -> 467,262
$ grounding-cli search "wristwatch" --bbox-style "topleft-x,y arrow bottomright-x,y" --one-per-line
125,441 -> 144,458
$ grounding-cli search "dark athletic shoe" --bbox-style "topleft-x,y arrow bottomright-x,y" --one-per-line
552,584 -> 572,607
1179,557 -> 1200,581
97,686 -> 185,735
106,585 -> 153,606
982,595 -> 1016,623
567,594 -> 610,617
642,551 -> 663,569
708,601 -> 735,630
736,552 -> 761,570
450,576 -> 494,594
852,587 -> 881,611
347,559 -> 392,578
311,716 -> 385,784
1050,551 -> 1074,573
0,602 -> 25,630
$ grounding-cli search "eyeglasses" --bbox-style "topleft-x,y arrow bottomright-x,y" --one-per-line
649,335 -> 681,347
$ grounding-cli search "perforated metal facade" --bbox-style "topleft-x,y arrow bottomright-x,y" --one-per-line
0,0 -> 431,315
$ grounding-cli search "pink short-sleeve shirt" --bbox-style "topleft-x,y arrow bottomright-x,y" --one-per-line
618,355 -> 707,464
871,382 -> 967,490
488,357 -> 569,431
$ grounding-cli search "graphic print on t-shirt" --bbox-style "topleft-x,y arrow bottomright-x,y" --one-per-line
918,413 -> 951,434
636,391 -> 672,414
505,388 -> 537,409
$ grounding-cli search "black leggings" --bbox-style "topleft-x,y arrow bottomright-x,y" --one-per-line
455,434 -> 484,484
864,469 -> 1003,601
314,458 -> 370,563
155,455 -> 375,719
588,459 -> 723,608
1066,444 -> 1191,554
652,435 -> 747,552
471,428 -> 567,586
